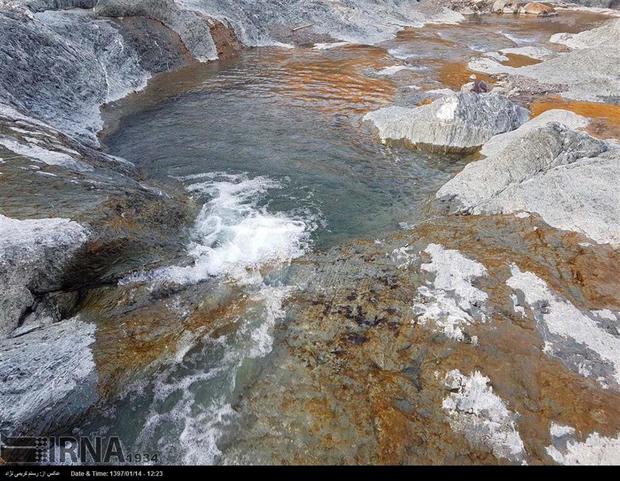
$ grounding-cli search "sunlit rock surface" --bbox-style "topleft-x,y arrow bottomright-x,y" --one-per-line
364,92 -> 529,152
0,0 -> 619,465
470,18 -> 620,103
480,109 -> 590,157
436,122 -> 620,245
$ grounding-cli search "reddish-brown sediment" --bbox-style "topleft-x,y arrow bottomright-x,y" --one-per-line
86,281 -> 250,399
438,61 -> 496,90
502,53 -> 542,68
531,97 -> 620,139
208,17 -> 242,59
277,46 -> 397,114
224,213 -> 620,464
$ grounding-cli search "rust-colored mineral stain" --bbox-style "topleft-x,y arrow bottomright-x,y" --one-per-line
531,97 -> 620,140
502,53 -> 542,68
395,28 -> 455,46
437,61 -> 495,91
278,46 -> 396,114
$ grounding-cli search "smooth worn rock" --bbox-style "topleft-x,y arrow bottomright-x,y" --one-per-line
0,9 -> 150,144
480,109 -> 590,157
0,317 -> 97,437
550,17 -> 620,50
364,92 -> 529,153
0,215 -> 88,337
471,19 -> 620,103
436,122 -> 620,245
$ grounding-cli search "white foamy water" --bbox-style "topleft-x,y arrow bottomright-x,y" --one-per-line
109,174 -> 312,462
127,284 -> 291,464
125,172 -> 314,286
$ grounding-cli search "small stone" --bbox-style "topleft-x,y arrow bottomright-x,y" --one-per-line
521,2 -> 556,16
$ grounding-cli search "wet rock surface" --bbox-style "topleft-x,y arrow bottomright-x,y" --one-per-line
219,214 -> 620,464
470,18 -> 620,103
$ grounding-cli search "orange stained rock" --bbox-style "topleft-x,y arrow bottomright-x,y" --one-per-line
531,97 -> 620,140
522,2 -> 556,17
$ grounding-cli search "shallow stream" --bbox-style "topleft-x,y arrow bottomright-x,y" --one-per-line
74,10 -> 611,464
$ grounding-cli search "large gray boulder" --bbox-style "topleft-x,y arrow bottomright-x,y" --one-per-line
480,108 -> 590,158
436,121 -> 620,245
364,92 -> 529,153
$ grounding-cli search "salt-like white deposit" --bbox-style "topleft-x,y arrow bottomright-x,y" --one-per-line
413,244 -> 488,342
549,422 -> 576,438
547,429 -> 620,465
443,370 -> 526,462
507,265 -> 620,387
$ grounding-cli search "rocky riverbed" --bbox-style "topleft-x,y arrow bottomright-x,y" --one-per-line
0,0 -> 619,465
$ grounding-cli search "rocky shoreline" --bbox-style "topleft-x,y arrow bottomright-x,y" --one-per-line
1,0 -> 619,465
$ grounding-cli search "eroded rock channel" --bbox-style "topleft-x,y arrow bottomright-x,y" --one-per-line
1,0 -> 619,465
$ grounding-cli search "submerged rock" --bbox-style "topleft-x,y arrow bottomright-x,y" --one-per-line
546,428 -> 620,465
364,92 -> 529,153
221,214 -> 620,465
